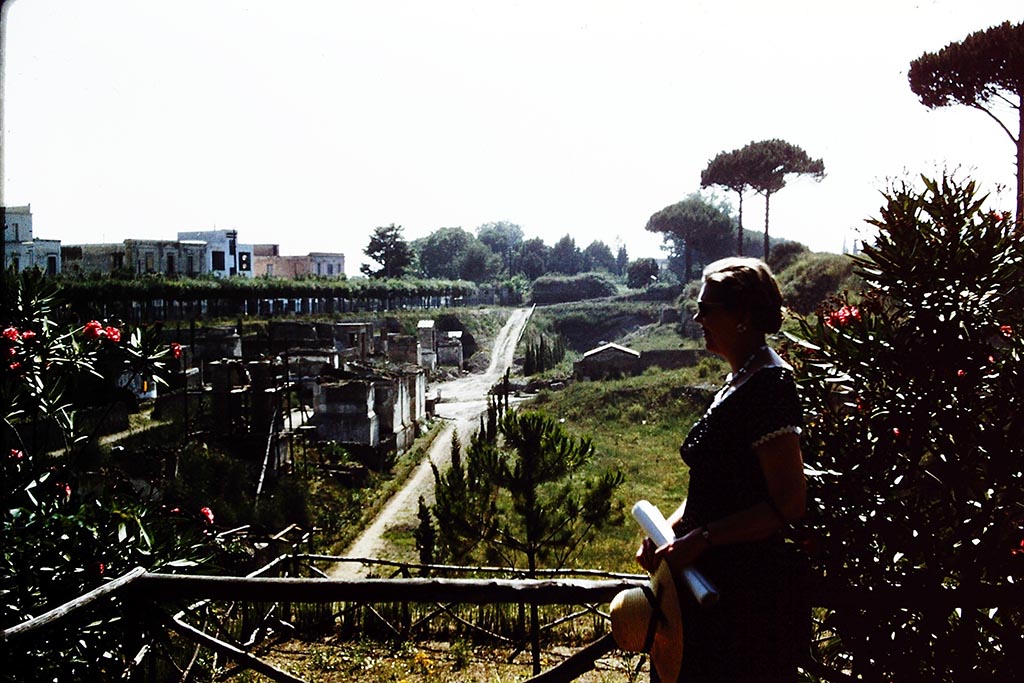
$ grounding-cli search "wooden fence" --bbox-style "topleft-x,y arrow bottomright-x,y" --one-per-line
4,552 -> 1024,682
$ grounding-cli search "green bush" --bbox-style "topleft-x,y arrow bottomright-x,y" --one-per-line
775,250 -> 858,315
767,239 -> 809,273
790,175 -> 1024,680
529,271 -> 618,304
1,270 -> 233,680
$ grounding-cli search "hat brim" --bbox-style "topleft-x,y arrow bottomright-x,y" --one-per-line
648,560 -> 684,683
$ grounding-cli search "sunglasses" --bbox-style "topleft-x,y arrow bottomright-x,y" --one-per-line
696,301 -> 727,317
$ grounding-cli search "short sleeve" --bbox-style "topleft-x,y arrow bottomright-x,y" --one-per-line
747,368 -> 803,449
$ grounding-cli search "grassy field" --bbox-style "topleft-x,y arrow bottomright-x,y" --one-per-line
525,363 -> 721,573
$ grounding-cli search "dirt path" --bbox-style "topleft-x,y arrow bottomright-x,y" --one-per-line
331,307 -> 533,578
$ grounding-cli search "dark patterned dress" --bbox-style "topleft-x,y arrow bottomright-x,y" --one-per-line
673,365 -> 811,683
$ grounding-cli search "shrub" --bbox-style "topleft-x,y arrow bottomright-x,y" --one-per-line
1,270 -> 230,680
790,175 -> 1024,680
625,258 -> 659,289
767,239 -> 809,273
529,271 -> 618,304
775,250 -> 857,315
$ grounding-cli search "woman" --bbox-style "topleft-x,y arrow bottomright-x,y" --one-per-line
636,257 -> 810,682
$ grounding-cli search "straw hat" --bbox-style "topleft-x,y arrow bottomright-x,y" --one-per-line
609,560 -> 684,683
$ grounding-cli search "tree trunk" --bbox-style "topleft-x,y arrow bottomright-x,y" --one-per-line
684,239 -> 693,282
737,192 -> 744,256
763,192 -> 772,261
1016,100 -> 1023,229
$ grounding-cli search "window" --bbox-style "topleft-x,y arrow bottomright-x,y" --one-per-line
166,253 -> 175,275
187,254 -> 195,275
112,253 -> 124,270
47,255 -> 57,275
266,263 -> 274,276
212,250 -> 226,271
145,252 -> 155,272
327,263 -> 334,275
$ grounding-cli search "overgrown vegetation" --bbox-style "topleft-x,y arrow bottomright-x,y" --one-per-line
790,174 -> 1024,680
529,272 -> 619,305
528,301 -> 663,353
1,270 -> 238,681
774,250 -> 860,315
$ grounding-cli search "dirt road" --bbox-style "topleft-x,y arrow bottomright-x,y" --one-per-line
331,307 -> 533,578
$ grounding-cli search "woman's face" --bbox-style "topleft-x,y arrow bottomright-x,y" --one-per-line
694,282 -> 744,358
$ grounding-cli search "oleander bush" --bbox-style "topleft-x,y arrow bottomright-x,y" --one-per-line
789,175 -> 1024,680
1,270 -> 235,681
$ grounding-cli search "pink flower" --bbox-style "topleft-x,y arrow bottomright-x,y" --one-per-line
58,482 -> 72,501
97,562 -> 105,576
826,305 -> 862,329
9,448 -> 23,460
170,342 -> 182,360
83,320 -> 106,341
8,361 -> 21,372
200,506 -> 215,524
892,427 -> 901,438
104,326 -> 121,343
20,329 -> 36,342
957,369 -> 966,377
2,326 -> 20,342
1000,324 -> 1014,338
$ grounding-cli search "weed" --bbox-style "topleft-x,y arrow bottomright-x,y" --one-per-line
449,638 -> 473,670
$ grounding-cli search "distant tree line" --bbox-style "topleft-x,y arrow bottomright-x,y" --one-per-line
362,221 -> 630,285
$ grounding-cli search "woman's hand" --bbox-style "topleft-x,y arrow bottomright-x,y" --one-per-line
655,528 -> 709,575
635,538 -> 659,574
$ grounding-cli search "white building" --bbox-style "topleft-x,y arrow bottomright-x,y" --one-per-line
177,229 -> 254,278
3,205 -> 61,275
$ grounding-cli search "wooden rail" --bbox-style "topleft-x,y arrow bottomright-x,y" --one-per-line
1,567 -> 147,642
126,573 -> 641,605
5,562 -> 1024,683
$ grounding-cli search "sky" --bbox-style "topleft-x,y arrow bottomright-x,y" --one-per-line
3,0 -> 1022,277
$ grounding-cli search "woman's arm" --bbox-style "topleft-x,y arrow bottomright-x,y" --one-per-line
657,432 -> 806,571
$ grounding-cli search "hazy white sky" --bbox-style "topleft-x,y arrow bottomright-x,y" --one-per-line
4,0 -> 1022,276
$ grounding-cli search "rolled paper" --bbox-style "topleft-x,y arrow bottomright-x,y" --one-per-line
631,500 -> 675,547
631,500 -> 720,608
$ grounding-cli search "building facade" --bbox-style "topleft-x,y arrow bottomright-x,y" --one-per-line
3,205 -> 61,275
177,230 -> 254,278
252,244 -> 345,278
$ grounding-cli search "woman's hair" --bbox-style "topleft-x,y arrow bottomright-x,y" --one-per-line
702,257 -> 784,334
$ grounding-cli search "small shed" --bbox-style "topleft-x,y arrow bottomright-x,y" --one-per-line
573,342 -> 641,380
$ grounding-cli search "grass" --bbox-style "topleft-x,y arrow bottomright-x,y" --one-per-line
246,638 -> 645,682
377,363 -> 718,575
527,366 -> 715,573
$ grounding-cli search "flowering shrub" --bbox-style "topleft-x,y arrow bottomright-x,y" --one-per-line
0,269 -> 228,679
789,175 -> 1024,679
